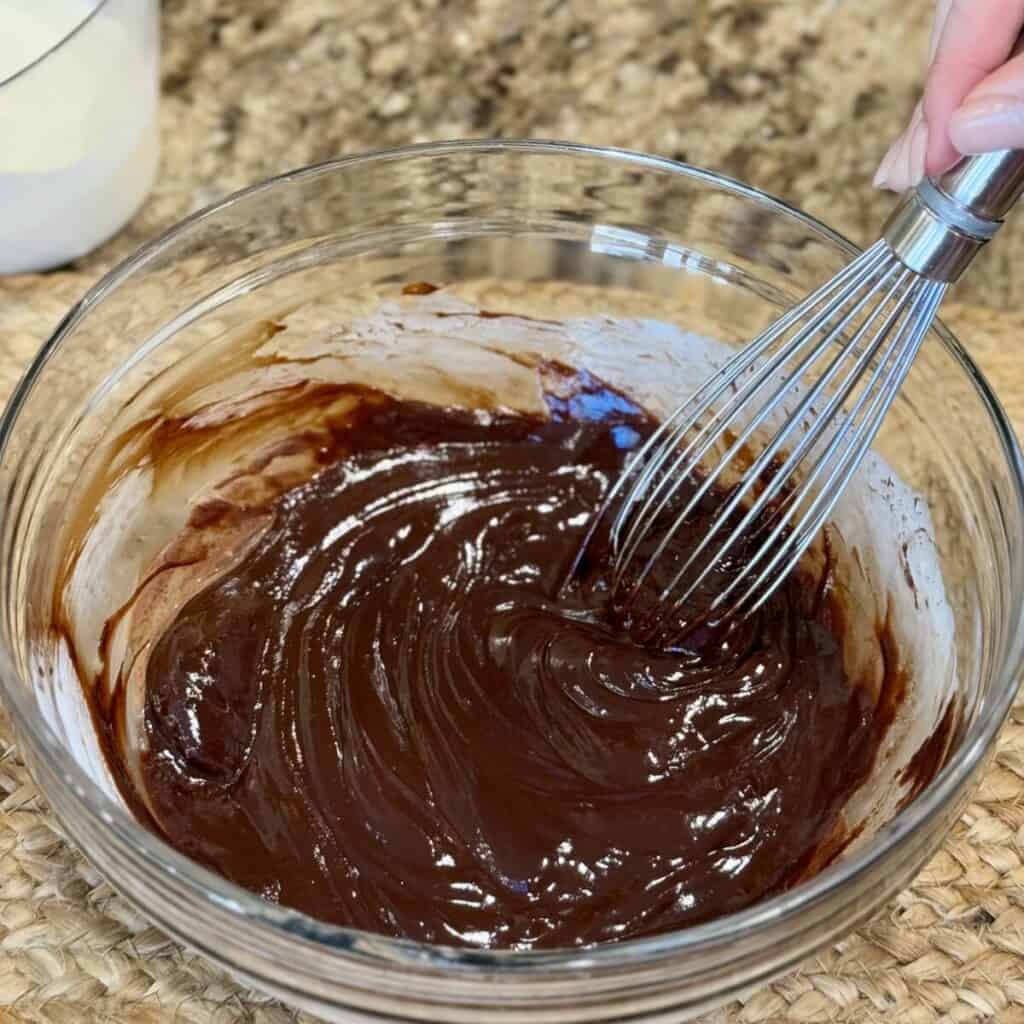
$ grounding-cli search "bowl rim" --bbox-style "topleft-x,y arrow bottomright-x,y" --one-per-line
2,137 -> 1022,975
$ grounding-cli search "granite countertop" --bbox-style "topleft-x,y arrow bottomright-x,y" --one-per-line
79,0 -> 1019,311
1,2 -> 1023,1022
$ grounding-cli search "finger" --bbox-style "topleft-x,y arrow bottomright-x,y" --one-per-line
873,130 -> 907,191
874,0 -> 953,191
949,50 -> 1024,151
929,0 -> 954,61
874,102 -> 928,192
922,0 -> 1024,173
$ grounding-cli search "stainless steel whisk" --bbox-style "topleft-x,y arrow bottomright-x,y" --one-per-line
595,150 -> 1024,634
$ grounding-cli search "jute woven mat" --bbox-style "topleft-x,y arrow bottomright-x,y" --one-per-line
0,272 -> 1022,1023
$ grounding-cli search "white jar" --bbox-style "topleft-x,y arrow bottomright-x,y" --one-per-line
0,0 -> 160,275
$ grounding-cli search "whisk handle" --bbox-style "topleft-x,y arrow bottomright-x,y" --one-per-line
883,148 -> 1024,282
931,149 -> 1024,222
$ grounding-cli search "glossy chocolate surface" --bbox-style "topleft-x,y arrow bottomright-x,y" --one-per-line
106,367 -> 885,949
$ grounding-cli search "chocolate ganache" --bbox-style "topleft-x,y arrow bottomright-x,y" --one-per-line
74,350 -> 896,952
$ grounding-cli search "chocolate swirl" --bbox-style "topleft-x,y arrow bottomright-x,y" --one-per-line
133,371 -> 881,949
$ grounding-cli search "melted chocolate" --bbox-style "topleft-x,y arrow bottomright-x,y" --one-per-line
113,369 -> 886,949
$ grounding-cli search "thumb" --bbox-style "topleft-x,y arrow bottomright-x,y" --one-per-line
949,51 -> 1024,153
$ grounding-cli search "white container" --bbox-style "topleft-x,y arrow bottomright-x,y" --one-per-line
0,0 -> 160,275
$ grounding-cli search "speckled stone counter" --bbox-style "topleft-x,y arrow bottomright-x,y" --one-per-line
1,2 -> 1022,1022
80,0 -> 1024,311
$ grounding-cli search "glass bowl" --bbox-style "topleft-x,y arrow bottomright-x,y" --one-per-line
0,141 -> 1021,1023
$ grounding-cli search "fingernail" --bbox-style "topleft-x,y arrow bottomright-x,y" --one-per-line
877,106 -> 928,193
873,134 -> 904,190
950,93 -> 1024,154
892,105 -> 927,191
875,132 -> 915,191
928,0 -> 952,62
907,116 -> 928,186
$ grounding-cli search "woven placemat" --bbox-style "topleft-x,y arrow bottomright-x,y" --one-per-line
0,273 -> 1022,1023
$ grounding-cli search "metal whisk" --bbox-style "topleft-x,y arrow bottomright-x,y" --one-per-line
595,149 -> 1024,634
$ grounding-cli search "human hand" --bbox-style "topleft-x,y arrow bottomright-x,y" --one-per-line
874,0 -> 1024,191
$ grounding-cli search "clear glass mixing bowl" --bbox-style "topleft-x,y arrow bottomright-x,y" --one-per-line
0,141 -> 1021,1023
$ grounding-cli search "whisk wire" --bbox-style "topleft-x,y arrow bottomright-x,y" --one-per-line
701,276 -> 936,619
728,280 -> 945,618
602,242 -> 890,573
613,244 -> 896,599
594,245 -> 947,634
609,242 -> 891,591
641,265 -> 918,625
587,149 -> 1024,630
